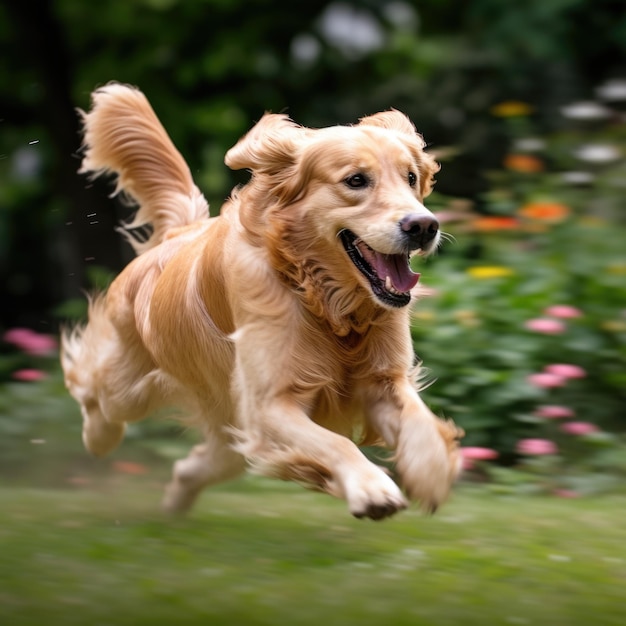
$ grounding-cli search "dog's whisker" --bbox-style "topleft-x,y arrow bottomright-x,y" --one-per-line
439,230 -> 456,244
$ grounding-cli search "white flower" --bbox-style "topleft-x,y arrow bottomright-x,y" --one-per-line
573,144 -> 621,163
383,2 -> 419,31
561,171 -> 595,185
291,34 -> 321,66
318,3 -> 385,58
561,101 -> 611,120
596,79 -> 626,102
513,137 -> 546,152
11,146 -> 42,181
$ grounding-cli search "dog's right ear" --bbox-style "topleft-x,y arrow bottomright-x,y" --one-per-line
225,114 -> 305,175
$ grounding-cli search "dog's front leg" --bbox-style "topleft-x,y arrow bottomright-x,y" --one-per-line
232,390 -> 407,520
364,377 -> 461,513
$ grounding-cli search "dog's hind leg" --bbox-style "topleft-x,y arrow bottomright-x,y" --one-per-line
79,368 -> 173,457
65,360 -> 170,457
61,297 -> 172,457
79,399 -> 127,457
162,433 -> 246,515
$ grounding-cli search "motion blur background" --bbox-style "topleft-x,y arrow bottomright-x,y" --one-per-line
1,3 -> 626,623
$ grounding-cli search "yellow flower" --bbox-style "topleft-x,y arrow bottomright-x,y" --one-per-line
579,216 -> 607,227
607,263 -> 626,275
411,310 -> 435,322
467,266 -> 515,279
490,101 -> 534,117
454,310 -> 481,327
601,320 -> 626,332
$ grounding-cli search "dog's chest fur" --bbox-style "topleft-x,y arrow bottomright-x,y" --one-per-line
292,322 -> 398,443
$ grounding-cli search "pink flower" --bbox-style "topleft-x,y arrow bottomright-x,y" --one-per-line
516,438 -> 559,455
527,372 -> 567,388
524,318 -> 566,334
544,305 -> 583,319
12,368 -> 48,382
4,328 -> 34,345
3,327 -> 57,356
553,489 -> 581,499
22,334 -> 57,356
461,446 -> 499,461
560,421 -> 599,436
544,364 -> 587,379
534,405 -> 575,419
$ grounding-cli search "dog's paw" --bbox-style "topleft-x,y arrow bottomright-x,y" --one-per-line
161,481 -> 199,515
395,418 -> 461,514
343,467 -> 407,521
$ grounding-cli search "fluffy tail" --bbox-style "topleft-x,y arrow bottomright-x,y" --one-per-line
79,82 -> 209,254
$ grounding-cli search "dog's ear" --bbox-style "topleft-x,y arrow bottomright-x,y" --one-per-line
225,113 -> 305,175
359,109 -> 440,198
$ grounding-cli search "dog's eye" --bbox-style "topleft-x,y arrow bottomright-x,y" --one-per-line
345,173 -> 369,189
408,171 -> 417,187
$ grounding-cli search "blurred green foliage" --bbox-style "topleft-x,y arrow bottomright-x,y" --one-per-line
412,92 -> 626,491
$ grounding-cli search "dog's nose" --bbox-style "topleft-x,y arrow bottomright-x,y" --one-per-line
399,213 -> 439,249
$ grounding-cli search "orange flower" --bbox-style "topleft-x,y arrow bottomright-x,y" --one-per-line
504,154 -> 544,173
472,216 -> 520,231
112,460 -> 149,475
518,202 -> 570,222
490,101 -> 534,117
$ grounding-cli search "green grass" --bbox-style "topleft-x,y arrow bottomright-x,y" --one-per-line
1,474 -> 625,626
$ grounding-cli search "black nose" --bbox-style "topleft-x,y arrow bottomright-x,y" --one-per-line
399,214 -> 439,249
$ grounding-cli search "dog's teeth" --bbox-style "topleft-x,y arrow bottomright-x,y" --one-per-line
384,277 -> 401,295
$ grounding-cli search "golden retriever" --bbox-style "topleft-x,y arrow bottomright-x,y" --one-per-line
61,83 -> 463,520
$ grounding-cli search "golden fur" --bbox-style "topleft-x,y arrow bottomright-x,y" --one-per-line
61,83 -> 463,520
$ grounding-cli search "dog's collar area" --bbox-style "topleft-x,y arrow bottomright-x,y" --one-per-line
339,230 -> 419,308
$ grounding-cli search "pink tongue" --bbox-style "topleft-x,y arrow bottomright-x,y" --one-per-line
371,252 -> 420,292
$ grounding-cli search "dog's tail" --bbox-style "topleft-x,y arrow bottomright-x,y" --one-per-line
79,82 -> 209,254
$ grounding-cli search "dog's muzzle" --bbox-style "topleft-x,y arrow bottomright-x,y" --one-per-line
340,214 -> 439,308
340,231 -> 414,308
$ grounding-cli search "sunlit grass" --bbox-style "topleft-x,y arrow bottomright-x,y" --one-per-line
1,475 -> 625,625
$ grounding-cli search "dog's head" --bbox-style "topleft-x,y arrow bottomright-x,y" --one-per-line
226,111 -> 440,312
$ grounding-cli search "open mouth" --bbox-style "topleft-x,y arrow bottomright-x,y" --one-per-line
340,230 -> 420,308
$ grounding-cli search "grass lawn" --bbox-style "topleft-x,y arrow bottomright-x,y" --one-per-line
1,472 -> 625,626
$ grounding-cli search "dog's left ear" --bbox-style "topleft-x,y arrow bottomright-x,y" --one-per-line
225,113 -> 307,175
358,110 -> 440,197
